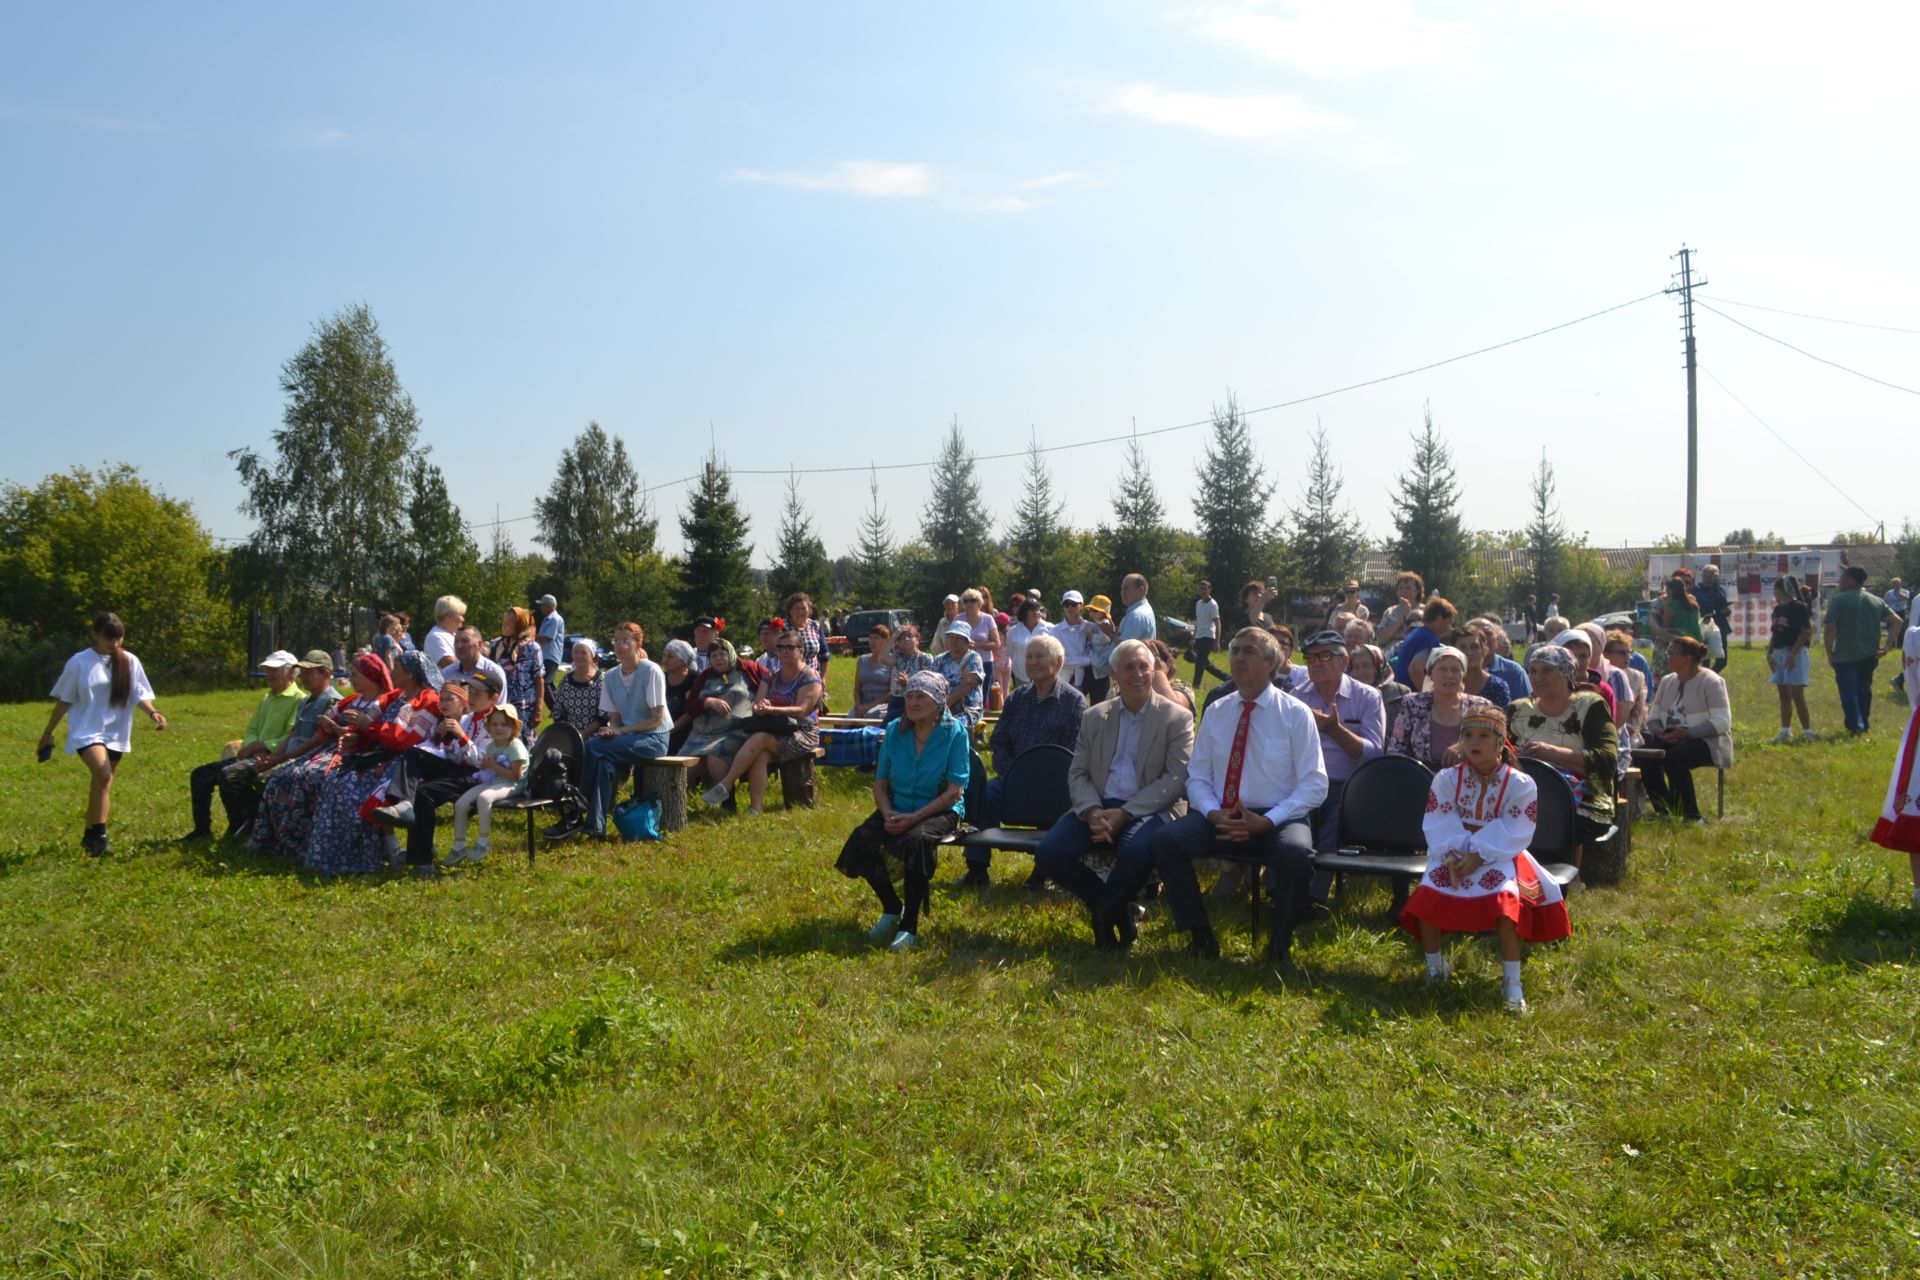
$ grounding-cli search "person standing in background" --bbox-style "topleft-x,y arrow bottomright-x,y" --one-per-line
1191,580 -> 1228,688
536,594 -> 566,686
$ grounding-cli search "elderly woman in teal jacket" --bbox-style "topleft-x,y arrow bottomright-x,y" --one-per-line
834,670 -> 971,951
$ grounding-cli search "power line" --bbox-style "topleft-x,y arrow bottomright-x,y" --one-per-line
1699,364 -> 1880,526
1697,301 -> 1920,397
1697,294 -> 1920,336
462,288 -> 1666,530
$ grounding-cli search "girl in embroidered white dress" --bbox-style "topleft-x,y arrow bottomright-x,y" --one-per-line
1401,704 -> 1570,1011
1868,611 -> 1920,909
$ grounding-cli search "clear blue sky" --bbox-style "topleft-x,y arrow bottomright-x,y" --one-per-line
4,2 -> 1916,565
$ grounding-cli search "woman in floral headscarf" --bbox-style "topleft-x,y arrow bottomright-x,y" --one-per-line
252,653 -> 398,858
1506,641 -> 1617,854
834,670 -> 971,951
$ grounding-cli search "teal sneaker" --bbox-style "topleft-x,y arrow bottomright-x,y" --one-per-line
888,931 -> 920,951
867,912 -> 901,942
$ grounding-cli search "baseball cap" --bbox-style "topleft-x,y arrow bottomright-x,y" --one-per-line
537,594 -> 558,607
943,593 -> 961,604
1302,629 -> 1348,653
459,669 -> 503,695
1061,590 -> 1085,605
259,650 -> 299,669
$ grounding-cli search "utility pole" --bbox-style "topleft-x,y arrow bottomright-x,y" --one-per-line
1666,246 -> 1708,551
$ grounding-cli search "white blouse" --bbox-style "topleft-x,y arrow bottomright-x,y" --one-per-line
51,647 -> 155,753
1422,762 -> 1539,864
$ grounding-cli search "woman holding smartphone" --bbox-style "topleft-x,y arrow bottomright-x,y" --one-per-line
39,612 -> 165,856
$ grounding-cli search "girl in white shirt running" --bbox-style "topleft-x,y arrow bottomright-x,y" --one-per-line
39,612 -> 166,857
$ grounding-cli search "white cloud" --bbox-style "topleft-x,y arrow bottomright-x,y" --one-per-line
972,194 -> 1036,214
1103,81 -> 1348,138
1182,0 -> 1473,76
730,161 -> 938,198
1016,169 -> 1091,191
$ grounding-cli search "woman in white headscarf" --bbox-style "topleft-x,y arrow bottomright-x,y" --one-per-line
1385,645 -> 1495,769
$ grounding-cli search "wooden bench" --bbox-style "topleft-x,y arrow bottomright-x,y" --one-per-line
779,747 -> 827,808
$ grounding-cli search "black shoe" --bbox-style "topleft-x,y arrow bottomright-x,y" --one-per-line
226,820 -> 253,841
1023,871 -> 1047,891
961,865 -> 991,888
82,830 -> 109,857
175,829 -> 213,845
1185,931 -> 1220,959
368,802 -> 415,830
544,817 -> 584,842
1116,903 -> 1140,949
1266,933 -> 1298,970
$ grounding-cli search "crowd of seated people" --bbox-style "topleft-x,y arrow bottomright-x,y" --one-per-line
140,560 -> 1755,1000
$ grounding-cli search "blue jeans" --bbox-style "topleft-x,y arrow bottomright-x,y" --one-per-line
583,730 -> 670,833
1833,655 -> 1880,732
1031,803 -> 1170,910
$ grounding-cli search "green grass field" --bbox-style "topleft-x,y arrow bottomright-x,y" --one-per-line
3,652 -> 1918,1278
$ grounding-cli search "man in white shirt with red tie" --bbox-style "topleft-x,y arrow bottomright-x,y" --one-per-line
1138,626 -> 1327,965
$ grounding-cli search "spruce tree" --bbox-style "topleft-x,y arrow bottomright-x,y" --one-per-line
912,419 -> 999,622
1193,392 -> 1276,602
1526,453 -> 1568,603
848,469 -> 899,607
533,422 -> 656,585
1006,436 -> 1071,600
1097,434 -> 1176,597
1387,405 -> 1468,598
768,471 -> 833,606
677,451 -> 757,630
1284,423 -> 1368,596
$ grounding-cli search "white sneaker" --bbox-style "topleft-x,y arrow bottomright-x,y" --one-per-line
1505,992 -> 1529,1015
1425,957 -> 1452,986
702,783 -> 730,806
1773,728 -> 1793,744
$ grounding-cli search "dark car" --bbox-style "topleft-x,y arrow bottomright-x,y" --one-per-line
844,608 -> 915,640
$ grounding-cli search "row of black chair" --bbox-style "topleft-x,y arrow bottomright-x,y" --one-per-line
958,747 -> 1588,937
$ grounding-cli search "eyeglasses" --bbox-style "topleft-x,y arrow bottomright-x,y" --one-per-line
776,643 -> 802,651
1304,651 -> 1343,664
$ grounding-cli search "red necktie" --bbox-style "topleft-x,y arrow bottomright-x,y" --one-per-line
1220,699 -> 1258,811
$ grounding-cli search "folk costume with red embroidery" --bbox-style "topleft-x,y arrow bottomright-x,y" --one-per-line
1400,710 -> 1570,945
1869,616 -> 1920,909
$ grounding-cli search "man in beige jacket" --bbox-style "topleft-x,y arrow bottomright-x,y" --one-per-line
1032,638 -> 1195,949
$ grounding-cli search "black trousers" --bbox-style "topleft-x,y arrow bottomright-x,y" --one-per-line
1641,738 -> 1716,819
189,758 -> 260,833
1192,637 -> 1229,685
1139,810 -> 1316,954
383,749 -> 482,865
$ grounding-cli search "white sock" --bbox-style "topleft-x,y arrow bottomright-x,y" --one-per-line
1425,951 -> 1448,977
1501,959 -> 1524,1000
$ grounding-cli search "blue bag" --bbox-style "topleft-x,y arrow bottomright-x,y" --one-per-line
612,796 -> 662,841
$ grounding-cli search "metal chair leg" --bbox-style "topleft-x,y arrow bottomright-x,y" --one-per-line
527,809 -> 537,868
1717,768 -> 1725,819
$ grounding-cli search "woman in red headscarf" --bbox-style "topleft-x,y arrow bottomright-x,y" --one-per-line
251,652 -> 401,858
299,650 -> 443,875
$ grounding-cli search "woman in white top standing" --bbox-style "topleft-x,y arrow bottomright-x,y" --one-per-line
38,612 -> 166,856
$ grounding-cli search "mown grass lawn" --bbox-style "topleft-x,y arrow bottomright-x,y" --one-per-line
2,650 -> 1917,1278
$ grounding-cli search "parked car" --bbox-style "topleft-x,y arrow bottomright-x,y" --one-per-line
843,608 -> 916,640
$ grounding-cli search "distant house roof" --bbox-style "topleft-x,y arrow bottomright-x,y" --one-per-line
1352,543 -> 1897,583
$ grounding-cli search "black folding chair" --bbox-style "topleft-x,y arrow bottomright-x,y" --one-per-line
495,722 -> 584,866
957,744 -> 1074,868
1515,757 -> 1587,889
1313,754 -> 1434,914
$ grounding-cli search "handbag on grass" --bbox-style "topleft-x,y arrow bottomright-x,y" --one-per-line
612,796 -> 662,841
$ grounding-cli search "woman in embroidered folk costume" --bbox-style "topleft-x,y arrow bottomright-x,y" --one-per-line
1401,703 -> 1570,1012
1870,607 -> 1920,909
